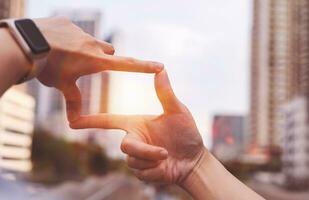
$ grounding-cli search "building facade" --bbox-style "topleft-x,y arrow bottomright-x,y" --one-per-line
0,89 -> 35,172
212,115 -> 246,161
0,0 -> 36,173
0,0 -> 24,19
281,97 -> 309,188
249,0 -> 294,154
250,0 -> 309,187
281,0 -> 309,188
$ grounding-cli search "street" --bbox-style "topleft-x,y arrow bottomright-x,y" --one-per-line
29,173 -> 184,200
247,180 -> 309,200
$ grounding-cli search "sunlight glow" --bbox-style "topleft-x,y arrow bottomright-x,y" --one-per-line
108,72 -> 162,115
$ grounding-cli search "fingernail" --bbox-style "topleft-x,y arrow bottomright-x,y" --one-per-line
152,62 -> 164,72
160,149 -> 168,157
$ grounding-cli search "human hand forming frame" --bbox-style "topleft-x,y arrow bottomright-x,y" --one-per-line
0,17 -> 264,200
70,70 -> 265,200
71,69 -> 205,184
34,17 -> 163,122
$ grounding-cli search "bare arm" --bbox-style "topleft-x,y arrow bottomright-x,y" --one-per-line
0,18 -> 163,119
182,148 -> 265,200
0,28 -> 31,95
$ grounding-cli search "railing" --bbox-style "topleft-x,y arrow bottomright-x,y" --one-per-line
0,88 -> 35,172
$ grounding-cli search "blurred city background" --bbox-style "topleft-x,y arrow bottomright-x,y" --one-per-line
0,0 -> 309,199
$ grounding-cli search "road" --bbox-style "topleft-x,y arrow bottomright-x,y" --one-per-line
30,174 -> 152,200
247,180 -> 309,200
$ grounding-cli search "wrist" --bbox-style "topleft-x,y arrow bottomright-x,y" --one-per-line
0,28 -> 32,84
180,148 -> 265,200
180,147 -> 214,199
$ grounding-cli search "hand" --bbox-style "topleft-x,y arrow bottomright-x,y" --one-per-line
34,17 -> 163,122
70,69 -> 206,184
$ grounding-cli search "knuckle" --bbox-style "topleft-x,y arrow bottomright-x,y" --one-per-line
127,157 -> 134,165
97,40 -> 115,54
135,171 -> 145,181
82,36 -> 98,49
88,37 -> 98,46
69,123 -> 77,129
120,139 -> 129,153
56,16 -> 71,24
125,57 -> 136,65
107,45 -> 115,54
158,165 -> 165,174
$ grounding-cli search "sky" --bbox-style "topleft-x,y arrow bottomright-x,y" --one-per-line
27,0 -> 252,146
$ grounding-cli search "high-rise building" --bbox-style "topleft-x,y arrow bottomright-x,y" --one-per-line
0,89 -> 35,172
281,97 -> 309,188
0,0 -> 36,173
290,0 -> 309,106
280,0 -> 309,188
212,115 -> 246,161
249,0 -> 294,154
0,0 -> 24,19
250,0 -> 309,187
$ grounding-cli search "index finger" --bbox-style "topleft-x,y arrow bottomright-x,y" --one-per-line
69,114 -> 138,131
99,55 -> 164,73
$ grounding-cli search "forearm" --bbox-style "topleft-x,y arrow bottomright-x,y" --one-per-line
0,28 -> 31,96
181,148 -> 265,200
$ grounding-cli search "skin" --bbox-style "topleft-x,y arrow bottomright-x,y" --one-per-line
71,69 -> 205,184
0,26 -> 30,94
71,70 -> 265,200
0,17 -> 265,200
0,17 -> 163,118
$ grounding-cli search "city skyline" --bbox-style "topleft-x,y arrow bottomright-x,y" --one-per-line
26,0 -> 251,146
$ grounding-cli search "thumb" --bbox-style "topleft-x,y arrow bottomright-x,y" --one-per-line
62,82 -> 82,122
155,69 -> 185,113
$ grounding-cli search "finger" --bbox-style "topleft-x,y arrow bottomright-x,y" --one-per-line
100,55 -> 164,73
134,166 -> 166,183
127,156 -> 160,170
121,135 -> 168,161
62,83 -> 82,122
69,114 -> 135,131
155,69 -> 184,113
96,40 -> 115,55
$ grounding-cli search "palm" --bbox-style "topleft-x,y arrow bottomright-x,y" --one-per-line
71,70 -> 205,184
135,113 -> 203,183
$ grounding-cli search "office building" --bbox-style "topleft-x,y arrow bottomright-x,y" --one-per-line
250,0 -> 309,186
212,115 -> 246,161
249,0 -> 293,154
281,97 -> 309,188
280,0 -> 309,188
0,0 -> 24,19
0,0 -> 35,173
0,89 -> 35,172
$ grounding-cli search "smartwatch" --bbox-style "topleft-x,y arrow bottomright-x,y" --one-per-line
0,18 -> 50,83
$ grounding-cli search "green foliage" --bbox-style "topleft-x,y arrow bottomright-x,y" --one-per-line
31,128 -> 128,184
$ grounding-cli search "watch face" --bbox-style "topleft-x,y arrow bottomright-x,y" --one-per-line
15,19 -> 50,55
